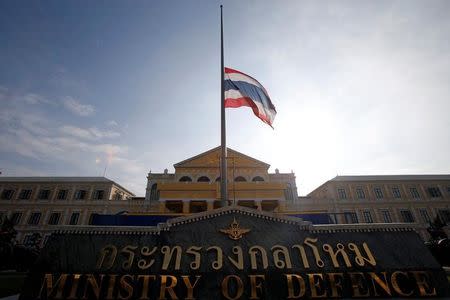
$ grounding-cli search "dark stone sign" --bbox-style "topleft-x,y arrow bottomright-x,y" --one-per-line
20,207 -> 449,299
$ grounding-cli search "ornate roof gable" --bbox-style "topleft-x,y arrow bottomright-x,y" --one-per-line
173,146 -> 270,169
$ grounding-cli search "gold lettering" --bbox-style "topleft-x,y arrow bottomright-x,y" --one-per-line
82,274 -> 104,300
118,275 -> 134,300
137,275 -> 156,300
221,275 -> 244,300
96,245 -> 117,270
138,246 -> 157,270
348,272 -> 370,298
303,238 -> 324,267
207,246 -> 223,270
68,274 -> 81,300
249,275 -> 265,299
272,245 -> 292,269
160,275 -> 179,300
411,271 -> 436,296
368,272 -> 391,296
186,246 -> 202,270
347,242 -> 376,267
292,245 -> 310,268
182,275 -> 201,300
161,246 -> 182,270
307,273 -> 327,298
105,274 -> 117,300
322,243 -> 352,268
327,273 -> 344,298
121,245 -> 138,270
39,273 -> 68,299
249,246 -> 268,270
391,271 -> 413,296
285,274 -> 306,299
227,246 -> 244,270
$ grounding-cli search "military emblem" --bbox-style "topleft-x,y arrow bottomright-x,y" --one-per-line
220,218 -> 250,240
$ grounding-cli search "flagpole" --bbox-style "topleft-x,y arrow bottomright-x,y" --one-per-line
220,5 -> 228,207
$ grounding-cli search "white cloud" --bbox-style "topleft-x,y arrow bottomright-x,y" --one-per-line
62,96 -> 95,116
60,126 -> 120,140
23,93 -> 53,105
106,120 -> 118,127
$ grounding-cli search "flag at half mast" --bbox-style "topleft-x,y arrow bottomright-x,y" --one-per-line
224,67 -> 277,127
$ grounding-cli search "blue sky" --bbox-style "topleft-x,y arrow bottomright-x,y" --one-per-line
1,1 -> 450,195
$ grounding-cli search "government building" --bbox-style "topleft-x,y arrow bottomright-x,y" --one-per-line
1,146 -> 449,246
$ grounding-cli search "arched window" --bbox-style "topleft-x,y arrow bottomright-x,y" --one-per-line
150,183 -> 159,200
197,176 -> 210,182
215,177 -> 221,182
179,176 -> 192,182
252,176 -> 264,182
235,176 -> 246,182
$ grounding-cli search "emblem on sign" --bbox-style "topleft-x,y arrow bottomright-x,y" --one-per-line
220,218 -> 250,240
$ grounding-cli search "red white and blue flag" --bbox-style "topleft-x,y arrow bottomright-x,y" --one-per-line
224,67 -> 277,127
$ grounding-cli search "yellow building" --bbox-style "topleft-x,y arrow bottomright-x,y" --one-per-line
1,148 -> 450,244
145,146 -> 297,213
294,175 -> 450,239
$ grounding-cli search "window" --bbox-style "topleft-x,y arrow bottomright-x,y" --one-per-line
252,176 -> 264,182
427,187 -> 442,198
392,187 -> 401,198
23,234 -> 34,247
27,212 -> 41,225
356,188 -> 365,199
38,189 -> 50,200
410,187 -> 420,199
69,212 -> 80,225
57,189 -> 68,200
94,190 -> 105,200
1,189 -> 14,200
344,212 -> 358,224
400,210 -> 415,223
48,213 -> 61,225
234,176 -> 246,182
419,209 -> 431,223
374,187 -> 383,199
0,212 -> 6,222
284,183 -> 294,201
438,209 -> 450,223
179,176 -> 192,182
115,193 -> 123,201
380,210 -> 392,223
197,176 -> 210,182
11,212 -> 23,225
337,188 -> 347,199
75,190 -> 87,200
150,184 -> 159,201
19,189 -> 32,200
363,211 -> 373,223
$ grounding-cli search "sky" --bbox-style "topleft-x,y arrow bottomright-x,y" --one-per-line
1,1 -> 450,196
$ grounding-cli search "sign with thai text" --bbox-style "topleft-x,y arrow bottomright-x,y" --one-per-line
20,207 -> 449,299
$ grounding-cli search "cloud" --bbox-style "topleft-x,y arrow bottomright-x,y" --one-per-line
62,96 -> 95,116
106,120 -> 118,127
23,93 -> 54,105
60,125 -> 120,140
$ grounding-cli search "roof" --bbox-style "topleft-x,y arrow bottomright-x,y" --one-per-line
173,146 -> 270,168
0,177 -> 135,196
331,175 -> 450,181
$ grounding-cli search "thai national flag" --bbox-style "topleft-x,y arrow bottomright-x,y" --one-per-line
224,67 -> 277,128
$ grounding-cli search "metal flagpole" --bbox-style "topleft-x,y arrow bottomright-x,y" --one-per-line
220,5 -> 228,207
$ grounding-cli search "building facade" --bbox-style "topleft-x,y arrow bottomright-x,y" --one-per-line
0,177 -> 135,245
145,146 -> 298,214
294,175 -> 450,239
1,148 -> 449,245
